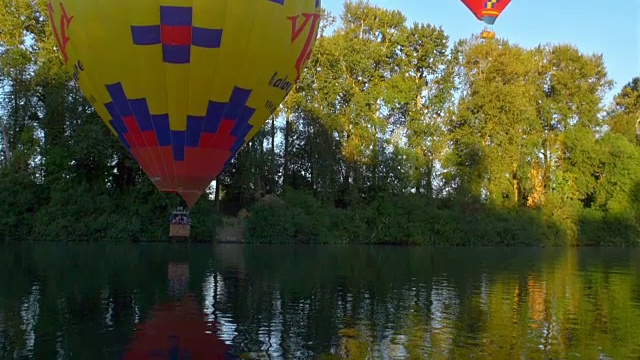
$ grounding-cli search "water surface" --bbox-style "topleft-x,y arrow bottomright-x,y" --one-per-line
0,243 -> 638,359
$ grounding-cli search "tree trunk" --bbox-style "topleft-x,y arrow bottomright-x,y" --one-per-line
255,134 -> 263,199
0,117 -> 11,166
308,117 -> 315,192
214,174 -> 221,211
270,116 -> 277,193
425,156 -> 434,198
636,115 -> 640,145
283,109 -> 292,191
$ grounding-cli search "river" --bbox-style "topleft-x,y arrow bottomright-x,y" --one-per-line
0,243 -> 638,359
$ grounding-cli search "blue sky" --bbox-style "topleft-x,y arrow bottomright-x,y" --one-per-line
321,0 -> 640,104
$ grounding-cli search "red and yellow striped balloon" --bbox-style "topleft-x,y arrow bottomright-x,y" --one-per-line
460,0 -> 511,25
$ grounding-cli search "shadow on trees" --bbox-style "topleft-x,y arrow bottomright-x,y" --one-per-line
244,187 -> 639,246
243,187 -> 563,246
577,181 -> 640,247
242,154 -> 639,247
0,168 -> 223,243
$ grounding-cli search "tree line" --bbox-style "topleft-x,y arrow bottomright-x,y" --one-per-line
0,1 -> 638,245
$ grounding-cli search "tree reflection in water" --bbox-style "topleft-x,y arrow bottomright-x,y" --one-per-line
0,244 -> 638,359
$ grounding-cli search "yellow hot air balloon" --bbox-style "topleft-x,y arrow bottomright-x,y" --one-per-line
46,0 -> 322,209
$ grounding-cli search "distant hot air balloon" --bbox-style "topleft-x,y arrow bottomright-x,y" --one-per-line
46,0 -> 322,209
460,0 -> 511,39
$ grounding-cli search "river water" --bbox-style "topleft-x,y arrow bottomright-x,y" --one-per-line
0,243 -> 638,359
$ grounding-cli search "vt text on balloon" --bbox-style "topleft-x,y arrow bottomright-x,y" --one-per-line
46,0 -> 323,209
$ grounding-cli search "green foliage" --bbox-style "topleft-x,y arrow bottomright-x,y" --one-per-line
189,199 -> 224,242
31,182 -> 132,242
24,179 -> 223,242
244,191 -> 569,246
245,199 -> 296,243
245,190 -> 345,244
579,208 -> 639,247
0,171 -> 41,241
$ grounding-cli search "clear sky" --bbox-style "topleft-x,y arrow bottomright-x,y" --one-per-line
321,0 -> 640,104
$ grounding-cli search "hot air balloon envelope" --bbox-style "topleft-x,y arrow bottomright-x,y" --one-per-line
47,0 -> 322,208
460,0 -> 511,25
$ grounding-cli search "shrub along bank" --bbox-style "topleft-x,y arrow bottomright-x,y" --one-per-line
243,190 -> 639,247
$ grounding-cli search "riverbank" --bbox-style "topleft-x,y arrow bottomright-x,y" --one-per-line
215,217 -> 245,243
215,191 -> 639,247
1,185 -> 637,246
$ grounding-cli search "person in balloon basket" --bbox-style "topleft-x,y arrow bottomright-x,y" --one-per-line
170,214 -> 190,225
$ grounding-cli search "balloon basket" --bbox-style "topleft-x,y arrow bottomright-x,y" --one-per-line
169,223 -> 191,239
480,29 -> 495,40
169,207 -> 191,240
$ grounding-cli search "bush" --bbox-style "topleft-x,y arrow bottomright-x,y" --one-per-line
245,199 -> 295,243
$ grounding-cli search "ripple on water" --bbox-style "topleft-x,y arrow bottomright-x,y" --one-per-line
1,245 -> 639,360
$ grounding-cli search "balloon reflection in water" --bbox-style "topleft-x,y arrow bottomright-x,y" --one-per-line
123,262 -> 237,359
